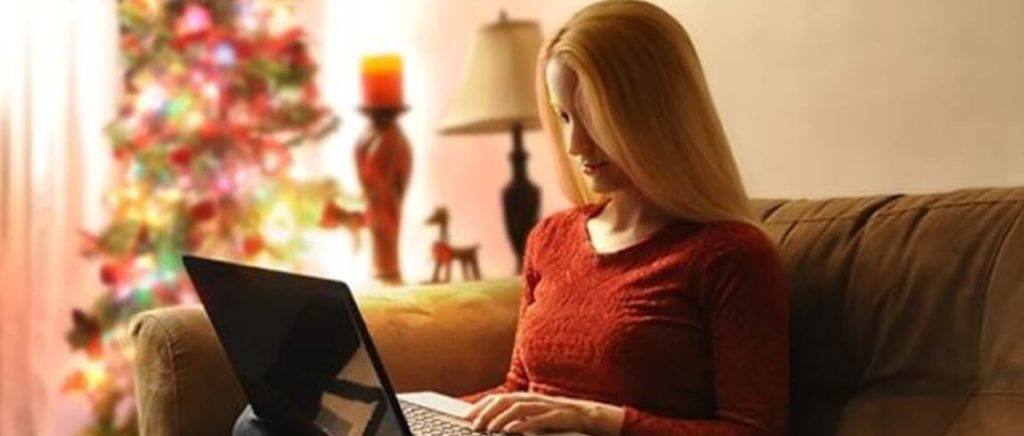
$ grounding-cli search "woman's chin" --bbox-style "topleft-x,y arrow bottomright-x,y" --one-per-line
588,181 -> 616,194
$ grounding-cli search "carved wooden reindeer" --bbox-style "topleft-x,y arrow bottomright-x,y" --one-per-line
426,207 -> 481,283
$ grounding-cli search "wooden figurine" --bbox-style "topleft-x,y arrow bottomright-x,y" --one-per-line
426,207 -> 481,283
354,107 -> 412,285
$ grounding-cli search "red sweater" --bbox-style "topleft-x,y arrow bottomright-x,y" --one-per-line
467,204 -> 788,435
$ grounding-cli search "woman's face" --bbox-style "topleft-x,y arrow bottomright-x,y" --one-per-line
545,59 -> 632,194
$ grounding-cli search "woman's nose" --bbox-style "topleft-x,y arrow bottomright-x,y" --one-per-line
566,130 -> 591,157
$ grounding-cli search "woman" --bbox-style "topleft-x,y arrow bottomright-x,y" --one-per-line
460,1 -> 788,435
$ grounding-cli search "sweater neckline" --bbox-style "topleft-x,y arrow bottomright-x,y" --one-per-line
578,201 -> 696,259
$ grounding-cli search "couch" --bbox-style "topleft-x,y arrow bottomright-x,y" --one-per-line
131,187 -> 1024,435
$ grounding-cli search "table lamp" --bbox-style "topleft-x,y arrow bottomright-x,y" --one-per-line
440,11 -> 543,272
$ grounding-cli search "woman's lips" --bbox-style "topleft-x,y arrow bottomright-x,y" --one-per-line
581,161 -> 608,175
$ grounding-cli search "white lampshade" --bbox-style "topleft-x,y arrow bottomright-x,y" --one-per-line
440,14 -> 543,134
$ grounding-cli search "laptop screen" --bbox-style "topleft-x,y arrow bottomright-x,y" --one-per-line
183,255 -> 409,436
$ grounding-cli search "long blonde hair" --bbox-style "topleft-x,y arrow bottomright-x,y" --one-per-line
536,0 -> 757,225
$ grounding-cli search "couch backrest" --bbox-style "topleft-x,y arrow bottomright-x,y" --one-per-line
753,187 -> 1024,436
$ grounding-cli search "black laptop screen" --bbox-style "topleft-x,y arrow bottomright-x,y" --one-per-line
183,256 -> 407,436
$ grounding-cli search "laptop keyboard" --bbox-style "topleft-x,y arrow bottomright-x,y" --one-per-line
399,400 -> 520,436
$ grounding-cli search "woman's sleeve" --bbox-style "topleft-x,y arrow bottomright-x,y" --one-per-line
621,236 -> 789,436
460,218 -> 548,404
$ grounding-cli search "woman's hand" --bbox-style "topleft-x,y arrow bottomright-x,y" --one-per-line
461,392 -> 624,435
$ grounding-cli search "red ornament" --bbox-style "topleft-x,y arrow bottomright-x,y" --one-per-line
199,121 -> 220,141
131,130 -> 152,150
242,234 -> 265,257
169,146 -> 193,167
99,262 -> 122,286
188,200 -> 217,222
120,34 -> 141,56
112,146 -> 132,161
251,93 -> 269,115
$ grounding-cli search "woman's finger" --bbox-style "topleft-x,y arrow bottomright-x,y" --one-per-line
462,394 -> 497,421
503,409 -> 566,433
470,394 -> 517,431
485,401 -> 549,433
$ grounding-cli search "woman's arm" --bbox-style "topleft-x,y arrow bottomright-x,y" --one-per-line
461,217 -> 551,403
458,344 -> 528,403
459,260 -> 536,403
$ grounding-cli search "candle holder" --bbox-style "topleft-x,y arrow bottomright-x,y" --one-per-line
355,105 -> 412,285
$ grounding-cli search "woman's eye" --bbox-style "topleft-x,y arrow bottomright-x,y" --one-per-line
559,112 -> 571,124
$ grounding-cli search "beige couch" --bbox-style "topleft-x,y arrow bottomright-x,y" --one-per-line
131,187 -> 1024,435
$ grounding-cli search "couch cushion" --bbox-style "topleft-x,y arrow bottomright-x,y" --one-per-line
357,278 -> 521,396
758,187 -> 1024,436
845,189 -> 1024,394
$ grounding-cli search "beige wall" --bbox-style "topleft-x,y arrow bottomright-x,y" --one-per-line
300,0 -> 1024,282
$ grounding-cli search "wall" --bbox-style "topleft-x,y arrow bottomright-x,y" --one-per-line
298,0 -> 1024,284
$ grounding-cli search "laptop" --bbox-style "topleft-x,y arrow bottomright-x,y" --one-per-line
182,255 -> 587,436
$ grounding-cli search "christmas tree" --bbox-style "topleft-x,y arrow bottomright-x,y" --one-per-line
64,0 -> 362,434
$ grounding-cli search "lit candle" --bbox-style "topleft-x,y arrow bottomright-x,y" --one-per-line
361,54 -> 403,108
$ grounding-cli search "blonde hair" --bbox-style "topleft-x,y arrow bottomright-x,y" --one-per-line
536,0 -> 757,225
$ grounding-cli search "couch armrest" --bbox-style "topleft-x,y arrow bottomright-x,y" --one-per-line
130,305 -> 247,436
130,277 -> 521,435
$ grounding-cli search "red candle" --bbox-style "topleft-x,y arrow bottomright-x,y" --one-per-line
361,54 -> 403,108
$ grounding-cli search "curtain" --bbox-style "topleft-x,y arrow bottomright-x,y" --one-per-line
0,0 -> 119,434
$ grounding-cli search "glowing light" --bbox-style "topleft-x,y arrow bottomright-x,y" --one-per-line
115,285 -> 133,300
124,345 -> 137,363
213,42 -> 237,66
103,325 -> 130,343
262,202 -> 296,245
131,162 -> 145,180
233,168 -> 258,190
268,4 -> 294,34
137,85 -> 167,113
143,202 -> 169,228
236,0 -> 259,31
202,82 -> 220,101
185,111 -> 204,129
156,187 -> 183,203
123,113 -> 141,130
123,185 -> 142,201
277,86 -> 301,105
134,255 -> 155,270
253,185 -> 273,202
263,152 -> 281,173
136,272 -> 159,291
161,269 -> 178,283
177,4 -> 212,35
166,97 -> 190,117
215,175 -> 235,193
82,359 -> 108,391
